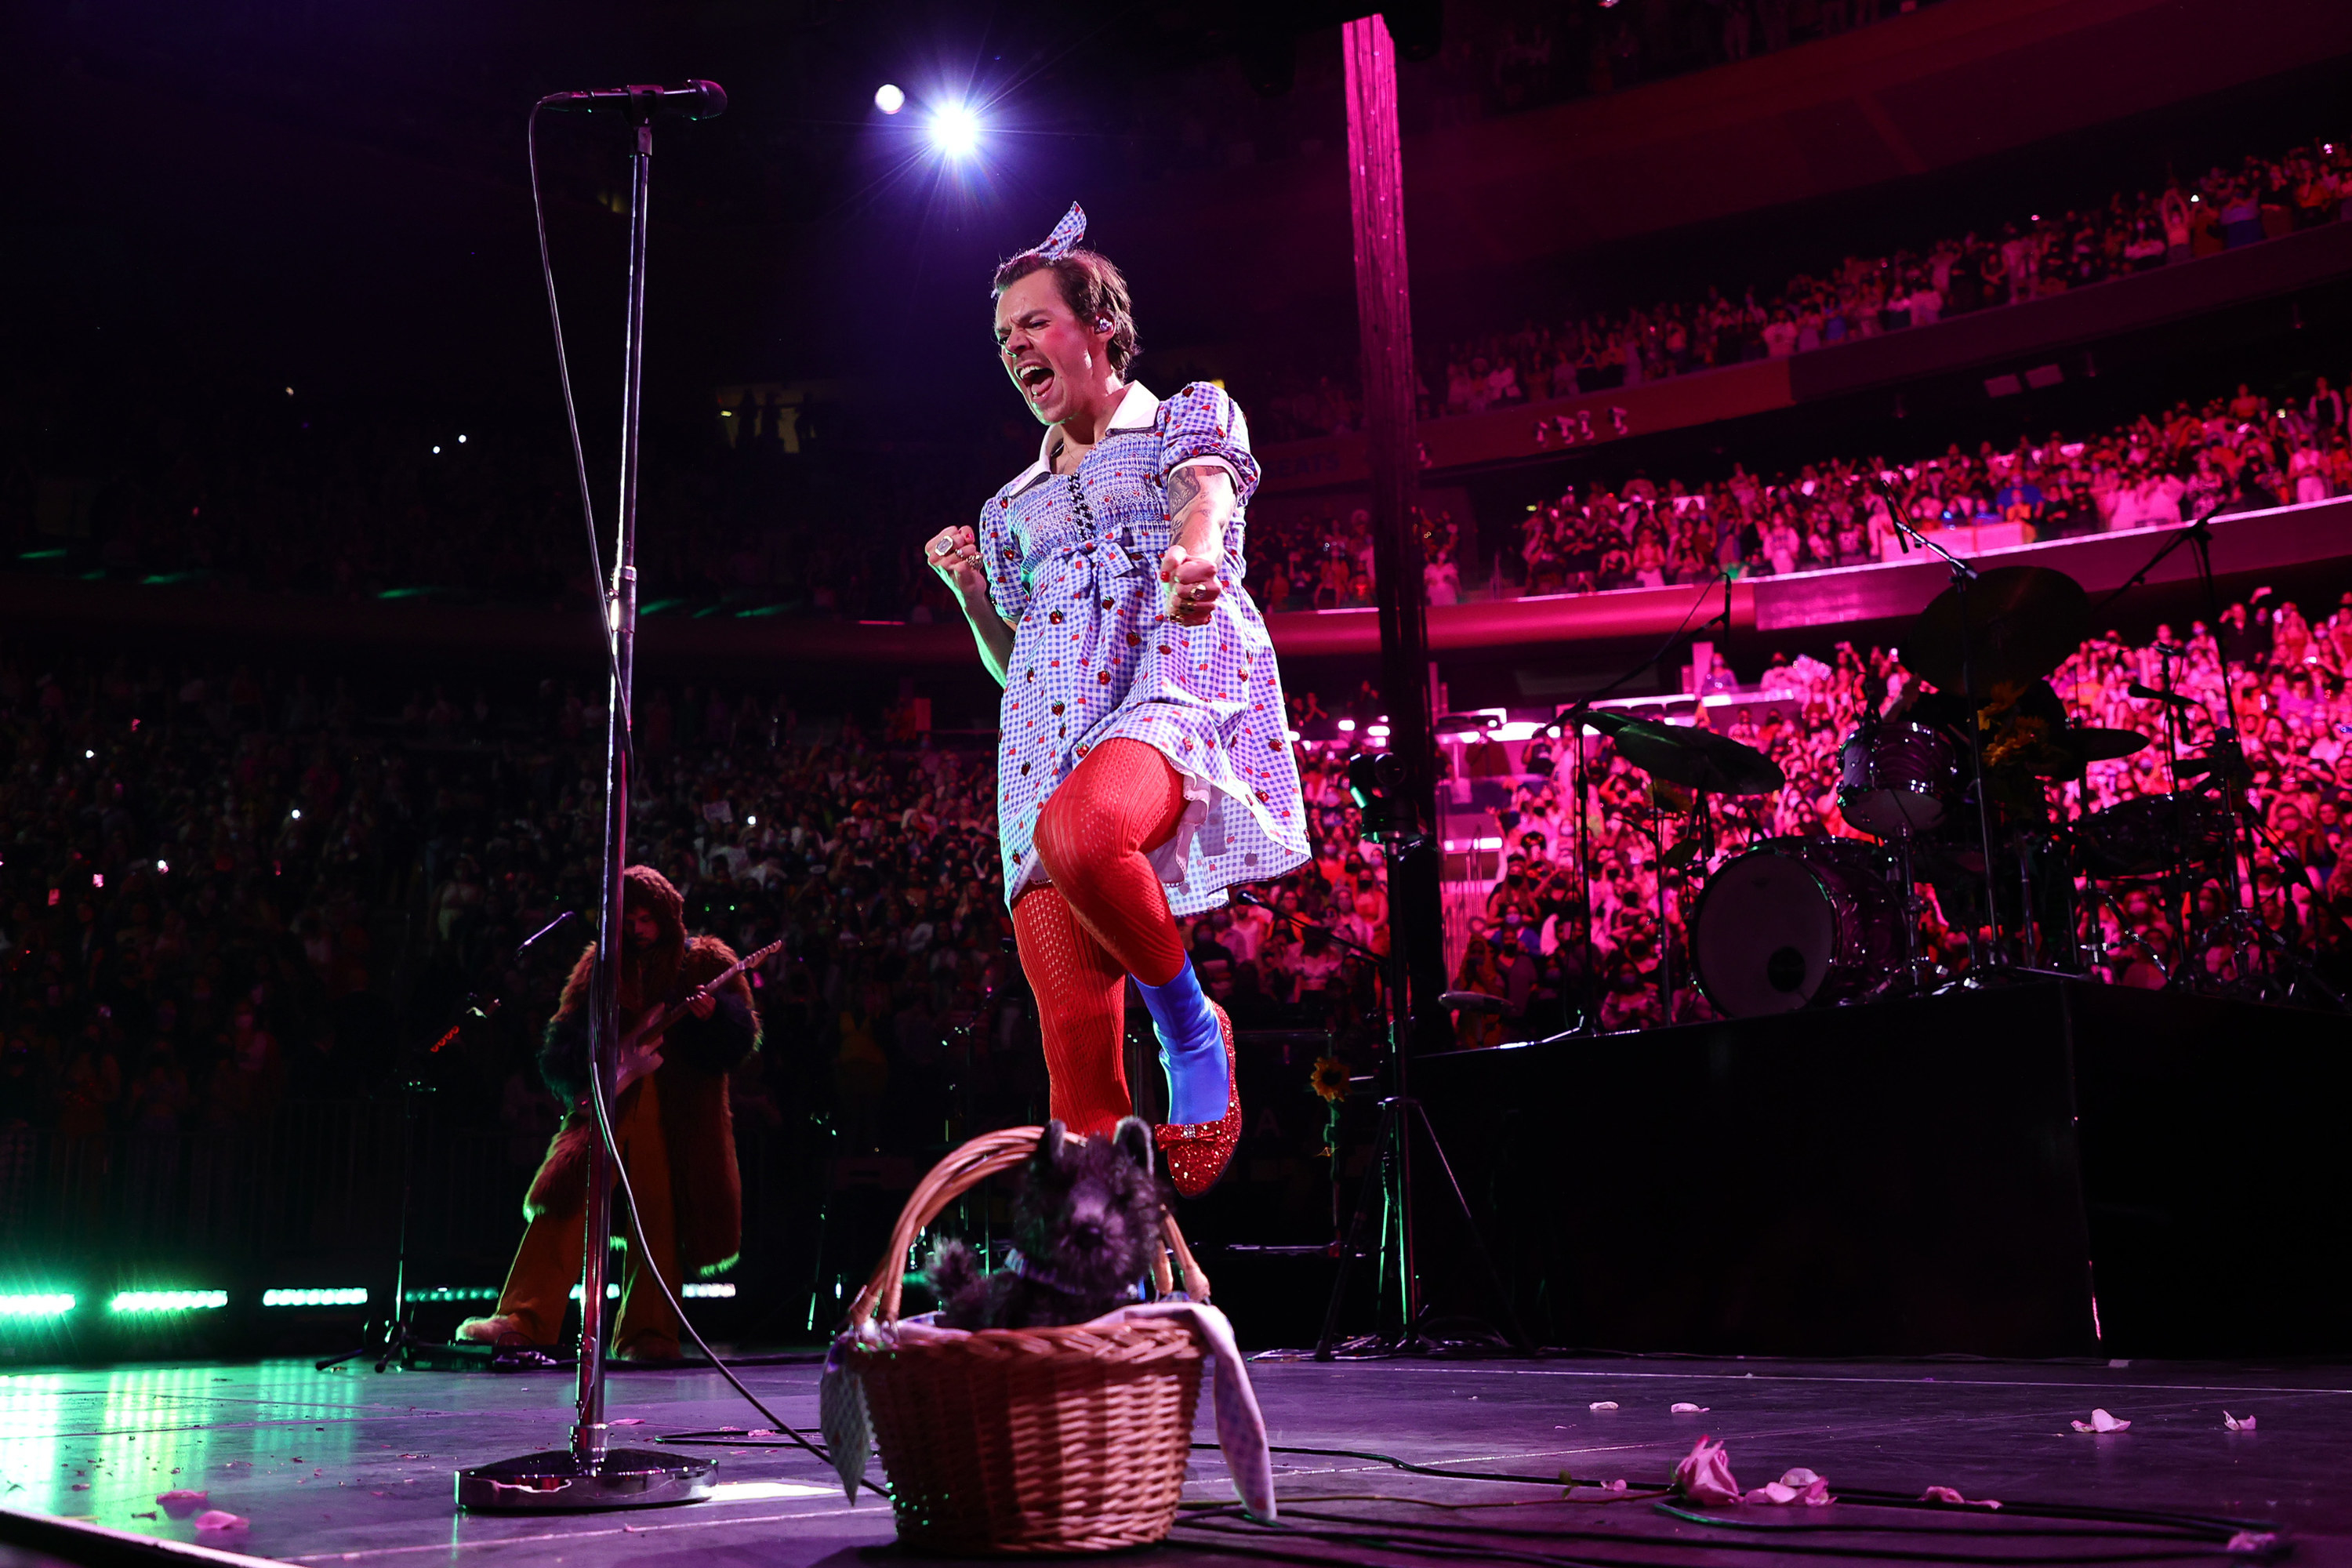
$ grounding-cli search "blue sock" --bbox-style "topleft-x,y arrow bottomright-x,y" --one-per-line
1135,957 -> 1228,1124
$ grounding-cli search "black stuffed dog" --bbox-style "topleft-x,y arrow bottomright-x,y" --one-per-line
923,1117 -> 1168,1330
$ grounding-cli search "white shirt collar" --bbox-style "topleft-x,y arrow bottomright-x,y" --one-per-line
1030,381 -> 1160,472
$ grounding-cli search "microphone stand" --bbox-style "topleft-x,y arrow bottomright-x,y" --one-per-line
1546,568 -> 1737,1036
1877,483 -> 2009,973
316,912 -> 580,1375
459,93 -> 714,1514
1229,889 -> 1530,1362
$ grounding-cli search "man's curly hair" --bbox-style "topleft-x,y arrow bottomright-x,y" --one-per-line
992,247 -> 1140,374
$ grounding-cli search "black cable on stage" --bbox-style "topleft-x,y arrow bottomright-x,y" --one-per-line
1175,1442 -> 2280,1566
1199,1441 -> 1568,1487
1174,1509 -> 2248,1568
1276,1504 -> 2252,1563
580,1032 -> 865,1491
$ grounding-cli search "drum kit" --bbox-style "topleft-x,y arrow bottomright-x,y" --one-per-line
1572,562 -> 2320,1021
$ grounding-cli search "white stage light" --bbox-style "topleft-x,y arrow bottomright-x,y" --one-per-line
929,103 -> 980,158
874,83 -> 906,114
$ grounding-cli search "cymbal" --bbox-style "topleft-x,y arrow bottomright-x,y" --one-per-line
1585,711 -> 1787,796
1904,565 -> 2087,703
1987,724 -> 2151,779
2056,727 -> 2151,765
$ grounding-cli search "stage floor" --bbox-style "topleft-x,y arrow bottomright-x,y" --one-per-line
3,1352 -> 2346,1566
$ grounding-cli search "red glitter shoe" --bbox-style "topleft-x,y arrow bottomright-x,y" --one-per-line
1154,1001 -> 1240,1199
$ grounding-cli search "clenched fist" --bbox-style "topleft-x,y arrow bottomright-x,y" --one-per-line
1160,544 -> 1222,627
924,525 -> 988,609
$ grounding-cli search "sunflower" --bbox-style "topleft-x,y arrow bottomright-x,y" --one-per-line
1310,1056 -> 1351,1104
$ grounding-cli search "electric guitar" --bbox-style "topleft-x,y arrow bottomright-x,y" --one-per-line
610,938 -> 783,1093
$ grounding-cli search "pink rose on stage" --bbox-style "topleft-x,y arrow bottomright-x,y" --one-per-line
2071,1408 -> 2130,1432
194,1511 -> 249,1532
155,1490 -> 209,1519
1672,1436 -> 1742,1505
1743,1468 -> 1832,1506
2224,1412 -> 2256,1432
1922,1485 -> 2002,1508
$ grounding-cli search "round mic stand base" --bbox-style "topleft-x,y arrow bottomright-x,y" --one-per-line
456,1449 -> 715,1512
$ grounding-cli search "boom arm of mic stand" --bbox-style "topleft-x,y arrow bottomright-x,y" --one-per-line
1232,889 -> 1386,964
2086,504 -> 2225,623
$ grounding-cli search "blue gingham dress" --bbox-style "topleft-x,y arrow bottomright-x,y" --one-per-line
982,381 -> 1310,916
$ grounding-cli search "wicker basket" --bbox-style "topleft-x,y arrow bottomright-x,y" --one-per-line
841,1126 -> 1213,1555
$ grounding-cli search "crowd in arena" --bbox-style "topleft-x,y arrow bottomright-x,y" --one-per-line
1243,372 -> 2352,611
0,658 -> 1393,1145
5,573 -> 2345,1142
1253,134 -> 2352,442
1446,589 -> 2352,1037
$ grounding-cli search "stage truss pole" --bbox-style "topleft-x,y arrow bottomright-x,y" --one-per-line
1344,13 -> 1444,1053
1312,14 -> 1534,1361
459,91 -> 713,1512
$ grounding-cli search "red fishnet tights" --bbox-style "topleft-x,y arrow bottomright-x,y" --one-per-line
1012,739 -> 1189,1138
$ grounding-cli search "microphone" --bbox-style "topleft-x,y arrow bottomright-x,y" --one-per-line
1439,990 -> 1515,1015
539,81 -> 728,121
2127,681 -> 2197,711
516,909 -> 580,956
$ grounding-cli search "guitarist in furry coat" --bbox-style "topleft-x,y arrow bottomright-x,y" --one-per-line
458,866 -> 759,1360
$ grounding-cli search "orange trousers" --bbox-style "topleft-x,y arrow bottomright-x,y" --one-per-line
492,1075 -> 684,1359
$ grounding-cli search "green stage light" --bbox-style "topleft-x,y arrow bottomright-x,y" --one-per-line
404,1286 -> 499,1305
109,1290 -> 228,1314
681,1283 -> 735,1298
0,1293 -> 75,1318
262,1288 -> 368,1308
568,1283 -> 623,1301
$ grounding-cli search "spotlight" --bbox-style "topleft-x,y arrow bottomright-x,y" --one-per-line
874,83 -> 906,114
929,103 -> 981,158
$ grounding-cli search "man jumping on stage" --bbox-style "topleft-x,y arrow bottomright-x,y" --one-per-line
458,865 -> 757,1359
924,203 -> 1310,1197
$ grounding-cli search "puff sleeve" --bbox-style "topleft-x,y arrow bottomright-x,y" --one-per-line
1160,381 -> 1261,508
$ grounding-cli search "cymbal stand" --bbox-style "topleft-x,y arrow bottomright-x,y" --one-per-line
1651,793 -> 1675,1024
2145,642 -> 2212,966
2228,814 -> 2348,1011
1563,720 -> 1603,1036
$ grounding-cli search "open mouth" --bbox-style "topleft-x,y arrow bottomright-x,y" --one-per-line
1018,362 -> 1054,399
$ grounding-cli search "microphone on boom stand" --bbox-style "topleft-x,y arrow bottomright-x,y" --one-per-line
538,81 -> 728,120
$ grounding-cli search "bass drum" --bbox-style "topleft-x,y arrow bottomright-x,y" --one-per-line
1693,837 -> 1904,1017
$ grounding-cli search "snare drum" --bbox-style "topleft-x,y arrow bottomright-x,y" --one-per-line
1837,720 -> 1955,839
1692,837 -> 1904,1017
2078,793 -> 2232,879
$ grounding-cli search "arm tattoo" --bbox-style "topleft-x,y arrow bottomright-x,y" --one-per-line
1164,465 -> 1206,520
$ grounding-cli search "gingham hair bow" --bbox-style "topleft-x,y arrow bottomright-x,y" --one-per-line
1036,201 -> 1087,258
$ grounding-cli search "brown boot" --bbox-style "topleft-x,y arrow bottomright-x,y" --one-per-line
454,1313 -> 539,1349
